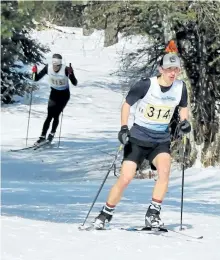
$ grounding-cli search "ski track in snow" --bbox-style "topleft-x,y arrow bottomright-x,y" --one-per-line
1,27 -> 220,260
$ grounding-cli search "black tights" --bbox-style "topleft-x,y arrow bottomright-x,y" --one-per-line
41,88 -> 70,136
41,110 -> 61,136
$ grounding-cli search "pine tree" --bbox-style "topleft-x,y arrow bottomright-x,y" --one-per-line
1,1 -> 49,104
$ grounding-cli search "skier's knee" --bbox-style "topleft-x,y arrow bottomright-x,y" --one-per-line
157,167 -> 170,182
118,174 -> 133,189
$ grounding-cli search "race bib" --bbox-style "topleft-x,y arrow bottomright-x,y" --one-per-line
50,78 -> 66,86
142,104 -> 174,123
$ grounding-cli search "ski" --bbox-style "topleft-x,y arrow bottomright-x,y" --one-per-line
78,224 -> 203,241
78,224 -> 167,232
10,141 -> 52,152
78,225 -> 95,231
167,228 -> 203,240
10,145 -> 37,152
121,226 -> 168,232
78,224 -> 110,231
121,226 -> 203,239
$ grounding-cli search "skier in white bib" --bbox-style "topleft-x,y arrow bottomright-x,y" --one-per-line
32,54 -> 78,144
94,42 -> 191,229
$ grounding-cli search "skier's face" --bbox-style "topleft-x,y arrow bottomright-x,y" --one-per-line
160,66 -> 180,84
53,64 -> 61,72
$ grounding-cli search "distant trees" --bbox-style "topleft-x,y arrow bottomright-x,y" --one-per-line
1,0 -> 219,165
21,1 -> 87,27
83,1 -> 220,166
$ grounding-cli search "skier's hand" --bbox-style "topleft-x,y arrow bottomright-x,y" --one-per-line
32,65 -> 37,73
118,125 -> 130,145
68,66 -> 73,75
68,63 -> 73,75
179,119 -> 191,134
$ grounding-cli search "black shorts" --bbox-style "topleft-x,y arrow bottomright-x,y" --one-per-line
123,141 -> 171,169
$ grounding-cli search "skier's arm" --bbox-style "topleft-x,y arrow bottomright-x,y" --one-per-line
33,65 -> 48,81
65,66 -> 78,86
121,78 -> 150,127
179,82 -> 189,121
121,102 -> 131,126
179,107 -> 189,121
69,73 -> 78,86
125,78 -> 150,106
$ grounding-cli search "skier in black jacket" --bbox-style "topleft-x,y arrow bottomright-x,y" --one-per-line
32,53 -> 78,144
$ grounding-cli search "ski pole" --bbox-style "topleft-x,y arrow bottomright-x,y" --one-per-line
25,73 -> 34,146
180,134 -> 187,230
80,145 -> 123,227
58,111 -> 63,148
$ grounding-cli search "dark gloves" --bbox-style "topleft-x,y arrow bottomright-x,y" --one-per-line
32,65 -> 37,73
179,119 -> 191,134
68,63 -> 73,75
68,66 -> 73,75
118,125 -> 130,144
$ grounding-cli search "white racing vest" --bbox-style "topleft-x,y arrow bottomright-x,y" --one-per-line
134,76 -> 183,131
48,64 -> 69,90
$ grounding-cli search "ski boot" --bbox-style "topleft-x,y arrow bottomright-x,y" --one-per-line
145,204 -> 164,228
47,132 -> 55,143
93,208 -> 113,230
34,136 -> 46,146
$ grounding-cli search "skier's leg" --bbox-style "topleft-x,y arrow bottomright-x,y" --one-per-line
42,112 -> 53,136
145,142 -> 171,227
51,111 -> 60,134
48,105 -> 63,141
42,96 -> 56,136
48,90 -> 70,142
35,104 -> 54,144
107,161 -> 137,205
151,153 -> 171,201
94,142 -> 145,228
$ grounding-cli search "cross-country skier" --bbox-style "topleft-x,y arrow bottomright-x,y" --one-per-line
32,53 -> 78,144
93,41 -> 191,229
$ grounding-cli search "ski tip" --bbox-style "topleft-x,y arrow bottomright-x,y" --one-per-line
78,224 -> 108,231
78,224 -> 94,231
78,225 -> 86,231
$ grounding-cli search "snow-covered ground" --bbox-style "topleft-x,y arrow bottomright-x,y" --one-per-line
1,27 -> 220,260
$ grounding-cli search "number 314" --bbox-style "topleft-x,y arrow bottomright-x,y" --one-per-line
147,106 -> 171,119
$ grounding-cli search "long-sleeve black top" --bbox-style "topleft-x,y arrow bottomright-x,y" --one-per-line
33,64 -> 78,86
